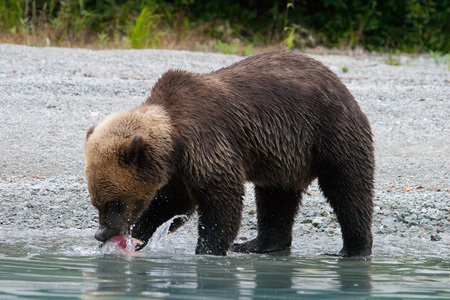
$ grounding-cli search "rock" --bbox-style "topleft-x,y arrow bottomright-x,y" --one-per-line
381,218 -> 396,227
430,234 -> 442,241
311,217 -> 331,228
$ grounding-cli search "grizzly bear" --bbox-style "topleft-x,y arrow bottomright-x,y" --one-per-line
85,50 -> 374,257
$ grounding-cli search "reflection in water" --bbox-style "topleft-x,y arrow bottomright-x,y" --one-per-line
252,256 -> 303,299
196,258 -> 240,297
82,254 -> 373,299
0,252 -> 449,299
336,258 -> 372,295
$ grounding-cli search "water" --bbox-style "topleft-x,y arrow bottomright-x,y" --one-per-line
0,228 -> 449,299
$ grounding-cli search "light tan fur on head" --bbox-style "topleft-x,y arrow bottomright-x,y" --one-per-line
84,104 -> 173,212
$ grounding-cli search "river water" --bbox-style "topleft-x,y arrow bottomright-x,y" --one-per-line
0,228 -> 448,299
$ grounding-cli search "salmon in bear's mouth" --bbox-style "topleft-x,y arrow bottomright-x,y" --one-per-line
100,234 -> 143,250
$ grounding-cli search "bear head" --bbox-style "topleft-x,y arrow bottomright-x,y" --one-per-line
84,105 -> 173,243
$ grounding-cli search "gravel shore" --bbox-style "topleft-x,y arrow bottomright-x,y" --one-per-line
0,45 -> 448,255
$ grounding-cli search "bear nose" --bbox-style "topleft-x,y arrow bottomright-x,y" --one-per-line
95,226 -> 112,242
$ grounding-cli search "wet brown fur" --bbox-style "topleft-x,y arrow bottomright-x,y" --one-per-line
85,50 -> 375,257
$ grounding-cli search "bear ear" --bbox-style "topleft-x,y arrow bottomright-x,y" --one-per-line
86,124 -> 97,140
119,135 -> 148,166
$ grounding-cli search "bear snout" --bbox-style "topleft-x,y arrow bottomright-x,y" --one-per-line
95,225 -> 121,242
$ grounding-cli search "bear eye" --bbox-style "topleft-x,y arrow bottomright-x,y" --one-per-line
105,199 -> 125,214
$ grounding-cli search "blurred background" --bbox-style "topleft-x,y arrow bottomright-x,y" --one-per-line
0,0 -> 449,55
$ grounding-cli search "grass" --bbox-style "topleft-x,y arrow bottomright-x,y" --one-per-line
0,0 -> 98,47
126,7 -> 161,49
215,40 -> 254,56
97,33 -> 109,50
385,53 -> 401,66
0,1 -> 258,54
0,0 -> 22,30
429,50 -> 450,69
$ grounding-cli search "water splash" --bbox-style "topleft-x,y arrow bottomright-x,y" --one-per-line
99,239 -> 125,254
98,235 -> 145,256
147,215 -> 188,251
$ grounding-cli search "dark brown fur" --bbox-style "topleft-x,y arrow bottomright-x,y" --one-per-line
85,50 -> 375,257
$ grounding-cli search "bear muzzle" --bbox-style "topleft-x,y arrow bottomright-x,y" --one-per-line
95,225 -> 123,242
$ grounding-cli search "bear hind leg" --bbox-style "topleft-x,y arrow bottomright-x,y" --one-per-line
232,186 -> 301,253
318,165 -> 374,258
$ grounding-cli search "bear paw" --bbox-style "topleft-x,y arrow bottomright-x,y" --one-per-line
339,247 -> 372,258
325,247 -> 372,259
195,244 -> 227,256
231,238 -> 291,253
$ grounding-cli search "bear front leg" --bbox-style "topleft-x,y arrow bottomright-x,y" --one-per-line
132,177 -> 194,250
232,186 -> 301,253
194,185 -> 244,256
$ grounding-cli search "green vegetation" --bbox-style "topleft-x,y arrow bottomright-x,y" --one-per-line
126,7 -> 161,49
0,0 -> 449,54
429,50 -> 450,69
97,32 -> 109,49
215,40 -> 254,55
385,53 -> 401,66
